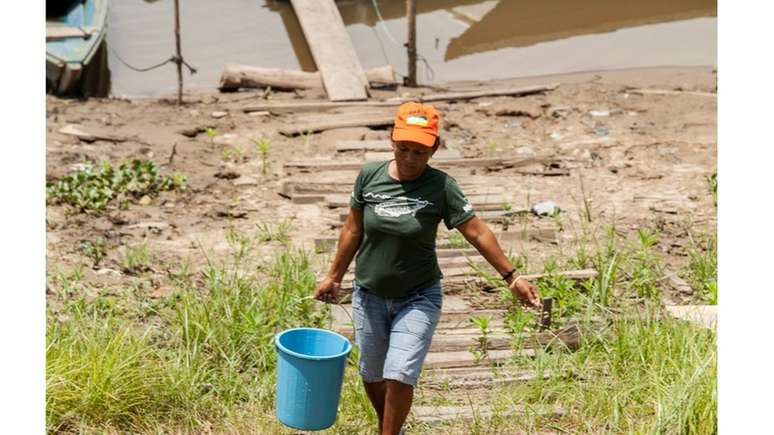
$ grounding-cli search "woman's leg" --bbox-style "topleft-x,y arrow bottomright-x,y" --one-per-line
363,380 -> 386,432
381,281 -> 443,435
352,283 -> 391,432
382,379 -> 414,435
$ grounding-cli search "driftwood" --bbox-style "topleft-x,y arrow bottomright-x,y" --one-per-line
219,64 -> 397,92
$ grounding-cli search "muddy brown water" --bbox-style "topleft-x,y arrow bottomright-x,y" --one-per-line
104,0 -> 716,97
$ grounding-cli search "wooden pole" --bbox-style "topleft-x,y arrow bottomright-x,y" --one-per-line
406,0 -> 417,87
173,0 -> 183,105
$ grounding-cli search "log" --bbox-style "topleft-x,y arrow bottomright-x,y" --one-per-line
219,64 -> 397,92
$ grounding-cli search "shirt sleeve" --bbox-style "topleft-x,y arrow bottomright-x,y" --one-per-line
349,166 -> 366,209
443,176 -> 475,229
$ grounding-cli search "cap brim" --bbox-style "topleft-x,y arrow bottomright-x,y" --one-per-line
392,127 -> 436,147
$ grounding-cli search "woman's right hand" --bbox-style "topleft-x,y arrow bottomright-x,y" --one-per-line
313,276 -> 341,304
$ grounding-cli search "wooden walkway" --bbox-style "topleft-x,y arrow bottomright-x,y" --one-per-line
289,0 -> 369,101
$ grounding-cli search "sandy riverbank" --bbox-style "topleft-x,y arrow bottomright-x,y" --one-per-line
45,65 -> 717,304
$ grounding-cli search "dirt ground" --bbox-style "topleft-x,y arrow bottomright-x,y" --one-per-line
45,66 -> 717,304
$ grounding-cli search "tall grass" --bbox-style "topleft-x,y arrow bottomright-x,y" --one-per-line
46,232 -> 330,433
47,222 -> 717,433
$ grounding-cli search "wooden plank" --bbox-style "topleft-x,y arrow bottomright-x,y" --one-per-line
365,149 -> 462,161
285,156 -> 546,171
289,0 -> 368,101
240,83 -> 557,113
279,113 -> 394,136
219,64 -> 396,91
243,100 -> 398,114
339,268 -> 597,292
629,88 -> 717,98
423,367 -> 552,390
337,140 -> 392,152
423,348 -> 533,369
412,403 -> 565,423
417,83 -> 559,103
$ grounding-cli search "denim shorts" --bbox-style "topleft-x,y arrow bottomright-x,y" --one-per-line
351,280 -> 443,387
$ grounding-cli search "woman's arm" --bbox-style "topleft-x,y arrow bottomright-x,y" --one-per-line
313,207 -> 364,302
456,216 -> 541,308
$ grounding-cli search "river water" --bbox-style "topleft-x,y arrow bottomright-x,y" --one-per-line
105,0 -> 716,97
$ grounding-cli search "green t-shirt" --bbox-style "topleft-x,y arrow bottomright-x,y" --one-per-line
349,160 -> 476,298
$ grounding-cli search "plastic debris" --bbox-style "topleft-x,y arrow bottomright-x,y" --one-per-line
532,201 -> 560,217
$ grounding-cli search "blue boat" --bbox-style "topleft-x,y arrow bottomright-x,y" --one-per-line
46,0 -> 110,96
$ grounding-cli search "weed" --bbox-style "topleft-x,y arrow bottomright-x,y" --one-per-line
706,173 -> 717,206
685,230 -> 717,304
255,219 -> 292,244
46,160 -> 186,213
220,145 -> 245,163
80,237 -> 107,267
205,127 -> 217,147
469,315 -> 492,363
251,137 -> 271,175
121,241 -> 153,274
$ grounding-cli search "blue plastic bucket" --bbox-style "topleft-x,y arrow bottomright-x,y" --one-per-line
274,327 -> 352,431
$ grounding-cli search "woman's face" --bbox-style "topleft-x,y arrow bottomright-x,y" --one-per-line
392,140 -> 437,179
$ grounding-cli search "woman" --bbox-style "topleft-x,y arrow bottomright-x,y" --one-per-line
313,102 -> 541,435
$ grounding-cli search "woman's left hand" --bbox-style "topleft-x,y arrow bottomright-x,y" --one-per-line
508,275 -> 541,309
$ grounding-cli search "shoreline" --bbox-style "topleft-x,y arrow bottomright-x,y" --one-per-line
95,65 -> 717,101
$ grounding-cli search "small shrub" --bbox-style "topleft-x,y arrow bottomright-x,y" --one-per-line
46,160 -> 186,213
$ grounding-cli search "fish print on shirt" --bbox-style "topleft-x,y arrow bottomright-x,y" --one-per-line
363,192 -> 434,218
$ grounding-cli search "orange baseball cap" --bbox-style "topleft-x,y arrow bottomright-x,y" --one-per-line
391,102 -> 440,147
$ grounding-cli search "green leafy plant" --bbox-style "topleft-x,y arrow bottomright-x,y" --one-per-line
469,315 -> 492,363
685,230 -> 717,304
205,127 -> 217,147
251,137 -> 271,175
221,145 -> 246,163
46,160 -> 186,213
81,237 -> 107,267
706,173 -> 717,206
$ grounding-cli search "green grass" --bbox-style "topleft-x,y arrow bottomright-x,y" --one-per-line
120,241 -> 153,274
46,159 -> 186,213
685,229 -> 718,304
47,233 -> 336,433
255,219 -> 293,244
47,221 -> 717,433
